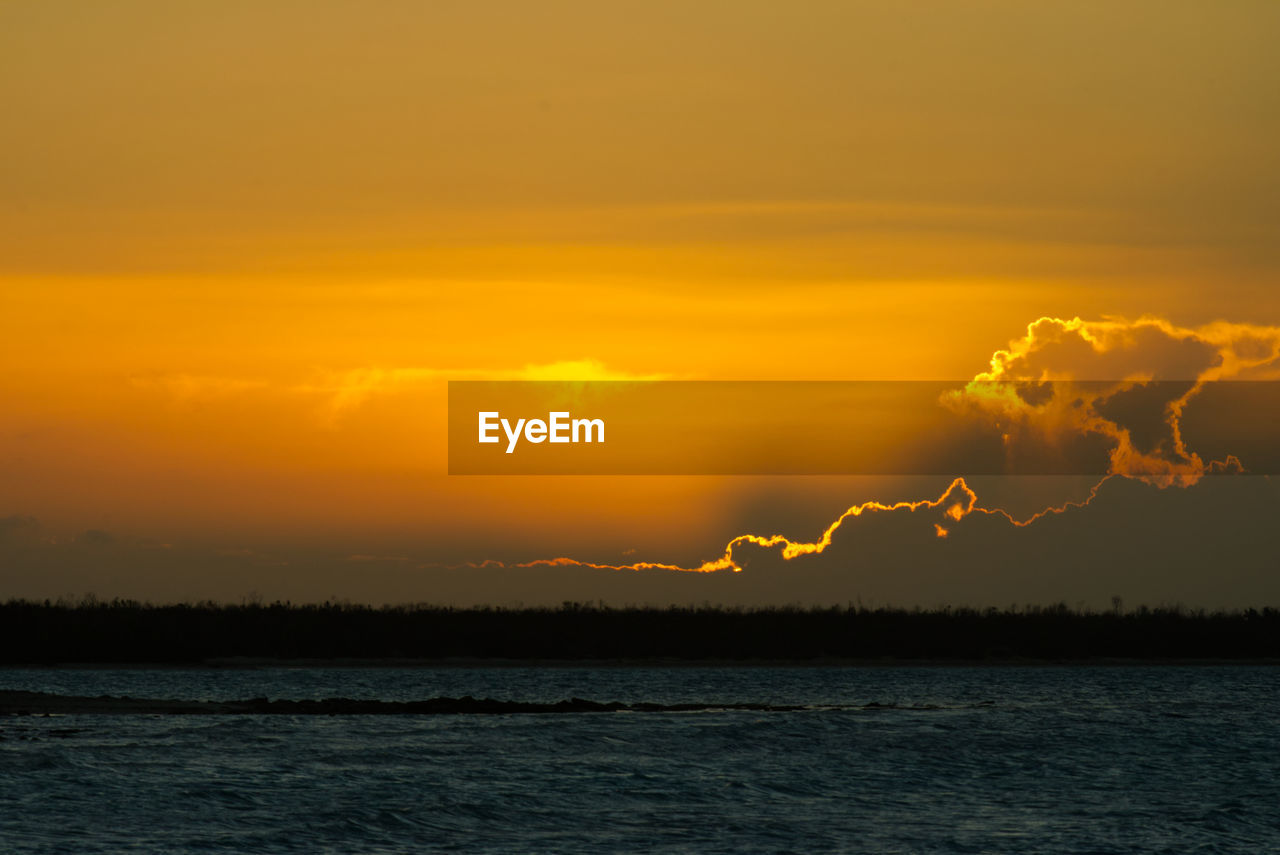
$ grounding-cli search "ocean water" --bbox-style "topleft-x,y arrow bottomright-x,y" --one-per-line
2,666 -> 1278,853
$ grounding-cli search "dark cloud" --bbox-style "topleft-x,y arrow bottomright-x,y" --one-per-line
0,515 -> 39,541
76,529 -> 115,546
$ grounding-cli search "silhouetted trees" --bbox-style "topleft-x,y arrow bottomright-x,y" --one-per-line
2,598 -> 1278,664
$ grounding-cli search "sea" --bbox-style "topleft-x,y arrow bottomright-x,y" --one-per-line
2,666 -> 1278,853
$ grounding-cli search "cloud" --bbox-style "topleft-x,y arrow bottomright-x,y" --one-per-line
75,529 -> 115,546
977,317 -> 1227,382
0,515 -> 40,540
952,316 -> 1280,486
294,360 -> 670,424
131,374 -> 269,402
130,361 -> 668,427
458,315 -> 1280,578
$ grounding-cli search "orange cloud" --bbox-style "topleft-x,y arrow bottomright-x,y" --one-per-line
953,316 -> 1279,487
460,315 -> 1275,575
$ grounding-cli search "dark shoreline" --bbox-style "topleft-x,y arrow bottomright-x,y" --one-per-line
7,600 -> 1280,664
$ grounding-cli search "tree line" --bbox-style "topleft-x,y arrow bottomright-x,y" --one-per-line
3,598 -> 1279,664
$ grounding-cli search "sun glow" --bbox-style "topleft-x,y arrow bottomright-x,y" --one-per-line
456,316 -> 1276,575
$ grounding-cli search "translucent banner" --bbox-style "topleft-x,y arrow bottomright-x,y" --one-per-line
447,381 -> 1280,475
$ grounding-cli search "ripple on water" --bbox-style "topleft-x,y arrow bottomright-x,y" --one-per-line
1,667 -> 1279,854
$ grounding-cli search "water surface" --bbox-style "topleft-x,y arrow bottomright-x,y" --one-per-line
2,666 -> 1276,853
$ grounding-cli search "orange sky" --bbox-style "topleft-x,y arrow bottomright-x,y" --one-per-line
2,2 -> 1279,605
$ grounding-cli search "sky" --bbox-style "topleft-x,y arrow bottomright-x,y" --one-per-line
2,1 -> 1279,607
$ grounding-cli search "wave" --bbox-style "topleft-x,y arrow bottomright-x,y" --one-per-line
0,690 -> 995,716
